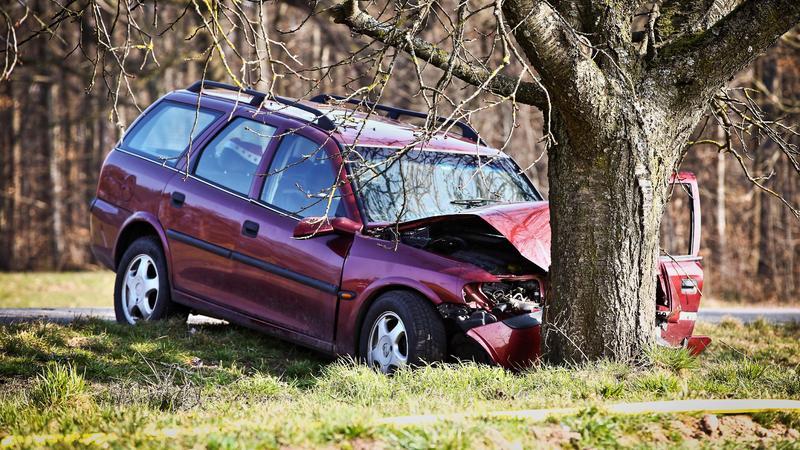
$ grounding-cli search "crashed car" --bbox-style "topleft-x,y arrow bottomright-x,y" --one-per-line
90,80 -> 709,373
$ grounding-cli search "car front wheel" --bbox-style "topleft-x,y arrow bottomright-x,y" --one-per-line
114,236 -> 186,325
359,291 -> 446,374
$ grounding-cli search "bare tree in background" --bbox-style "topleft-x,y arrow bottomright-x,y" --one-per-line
1,0 -> 799,363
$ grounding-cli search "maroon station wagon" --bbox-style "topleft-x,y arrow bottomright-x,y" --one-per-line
90,81 -> 710,372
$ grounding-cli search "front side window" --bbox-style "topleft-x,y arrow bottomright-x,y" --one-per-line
194,118 -> 277,195
348,147 -> 540,223
123,102 -> 218,164
261,135 -> 343,218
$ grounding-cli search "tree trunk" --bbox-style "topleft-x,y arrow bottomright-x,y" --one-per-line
542,104 -> 678,362
49,83 -> 65,270
0,82 -> 12,270
715,149 -> 727,278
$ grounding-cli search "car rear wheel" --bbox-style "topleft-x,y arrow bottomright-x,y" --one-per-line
114,236 -> 187,325
359,291 -> 446,374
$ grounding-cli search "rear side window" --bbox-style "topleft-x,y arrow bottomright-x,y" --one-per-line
261,135 -> 343,218
122,102 -> 219,164
194,118 -> 277,196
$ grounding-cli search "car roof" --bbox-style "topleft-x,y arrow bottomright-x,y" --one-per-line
178,82 -> 506,158
312,104 -> 505,156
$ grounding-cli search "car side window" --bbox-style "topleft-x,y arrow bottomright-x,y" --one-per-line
261,134 -> 343,218
122,102 -> 219,164
194,118 -> 277,196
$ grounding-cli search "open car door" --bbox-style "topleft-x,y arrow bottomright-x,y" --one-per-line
658,172 -> 710,353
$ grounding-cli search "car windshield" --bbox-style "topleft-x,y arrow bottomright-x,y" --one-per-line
347,146 -> 540,223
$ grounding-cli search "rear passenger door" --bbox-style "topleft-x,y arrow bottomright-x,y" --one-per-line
230,129 -> 352,343
160,117 -> 277,305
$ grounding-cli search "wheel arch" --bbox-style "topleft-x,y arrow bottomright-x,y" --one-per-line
351,280 -> 443,356
113,213 -> 171,272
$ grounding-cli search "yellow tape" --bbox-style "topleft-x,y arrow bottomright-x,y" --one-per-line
377,399 -> 800,426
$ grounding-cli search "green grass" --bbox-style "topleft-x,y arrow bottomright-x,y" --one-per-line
0,272 -> 113,308
0,317 -> 798,448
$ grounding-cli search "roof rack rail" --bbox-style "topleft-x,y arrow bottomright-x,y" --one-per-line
309,94 -> 483,144
186,81 -> 336,131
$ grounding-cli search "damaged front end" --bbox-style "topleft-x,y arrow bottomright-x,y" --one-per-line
439,280 -> 544,369
384,210 -> 549,369
369,183 -> 709,369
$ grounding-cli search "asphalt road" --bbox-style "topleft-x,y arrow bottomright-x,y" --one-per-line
0,308 -> 225,325
0,307 -> 798,325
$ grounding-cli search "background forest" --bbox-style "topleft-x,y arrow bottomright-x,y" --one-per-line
0,1 -> 798,303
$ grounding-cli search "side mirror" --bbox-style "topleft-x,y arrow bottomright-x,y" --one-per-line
293,216 -> 362,239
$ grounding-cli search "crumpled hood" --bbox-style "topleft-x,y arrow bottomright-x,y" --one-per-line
395,201 -> 552,271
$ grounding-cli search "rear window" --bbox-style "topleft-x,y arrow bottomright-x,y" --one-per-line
122,102 -> 219,164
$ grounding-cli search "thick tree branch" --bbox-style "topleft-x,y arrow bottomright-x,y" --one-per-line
325,0 -> 549,110
653,0 -> 800,104
654,0 -> 742,43
501,0 -> 611,133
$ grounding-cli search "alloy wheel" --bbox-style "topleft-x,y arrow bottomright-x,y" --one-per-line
121,254 -> 159,324
367,311 -> 408,374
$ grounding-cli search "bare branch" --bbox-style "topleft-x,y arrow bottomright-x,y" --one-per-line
324,0 -> 549,110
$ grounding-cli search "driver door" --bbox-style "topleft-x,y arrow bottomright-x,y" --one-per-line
228,126 -> 356,342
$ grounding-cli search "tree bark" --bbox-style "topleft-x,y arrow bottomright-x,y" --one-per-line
0,82 -> 12,270
49,82 -> 65,270
542,102 -> 678,362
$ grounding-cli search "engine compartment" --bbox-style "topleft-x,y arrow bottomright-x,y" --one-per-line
373,217 -> 547,334
394,217 -> 544,276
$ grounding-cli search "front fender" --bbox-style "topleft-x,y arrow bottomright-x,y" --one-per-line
335,234 -> 496,355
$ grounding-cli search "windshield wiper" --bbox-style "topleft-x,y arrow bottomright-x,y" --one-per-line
450,198 -> 498,207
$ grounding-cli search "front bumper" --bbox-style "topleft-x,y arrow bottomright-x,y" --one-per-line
466,313 -> 541,369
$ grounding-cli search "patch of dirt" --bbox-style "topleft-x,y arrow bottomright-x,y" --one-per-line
670,414 -> 797,446
528,424 -> 581,448
529,414 -> 798,447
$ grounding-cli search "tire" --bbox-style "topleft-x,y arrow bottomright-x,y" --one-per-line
114,236 -> 187,325
358,291 -> 446,374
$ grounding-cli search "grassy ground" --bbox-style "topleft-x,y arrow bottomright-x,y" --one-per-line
0,317 -> 799,449
5,271 -> 797,311
0,272 -> 113,309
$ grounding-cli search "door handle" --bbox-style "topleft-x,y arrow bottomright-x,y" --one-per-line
242,220 -> 259,238
171,191 -> 186,208
680,278 -> 697,294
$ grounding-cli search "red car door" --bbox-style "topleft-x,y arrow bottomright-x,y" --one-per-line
160,116 -> 278,307
228,125 -> 356,343
658,172 -> 704,346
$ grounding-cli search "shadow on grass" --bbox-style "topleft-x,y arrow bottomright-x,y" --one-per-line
0,318 -> 332,387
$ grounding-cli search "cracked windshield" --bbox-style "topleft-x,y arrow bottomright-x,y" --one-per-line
348,147 -> 540,222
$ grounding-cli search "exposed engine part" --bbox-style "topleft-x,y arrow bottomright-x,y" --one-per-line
394,219 -> 545,275
480,280 -> 541,312
437,303 -> 498,332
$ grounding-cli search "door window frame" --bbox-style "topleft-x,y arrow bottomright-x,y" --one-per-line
189,116 -> 279,197
119,99 -> 223,166
662,176 -> 702,261
179,107 -> 362,223
252,125 -> 361,222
